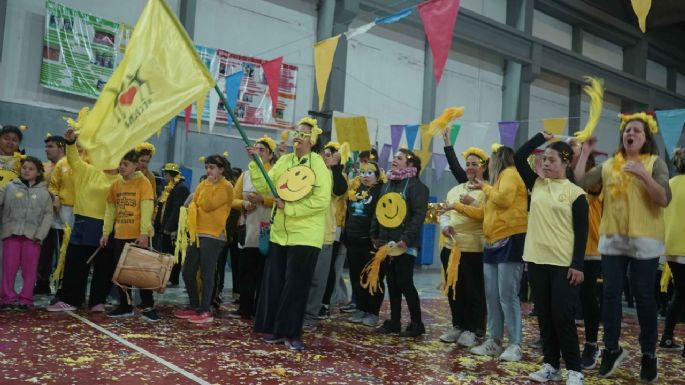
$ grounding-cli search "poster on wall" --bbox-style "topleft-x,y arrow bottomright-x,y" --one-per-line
188,45 -> 298,130
40,0 -> 131,98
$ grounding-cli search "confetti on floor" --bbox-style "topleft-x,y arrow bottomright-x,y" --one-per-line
0,298 -> 682,384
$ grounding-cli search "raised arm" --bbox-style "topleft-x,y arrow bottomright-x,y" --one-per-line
443,129 -> 468,183
515,132 -> 548,191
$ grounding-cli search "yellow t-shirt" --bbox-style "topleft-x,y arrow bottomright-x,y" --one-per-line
585,193 -> 602,257
107,173 -> 154,239
665,175 -> 685,256
523,178 -> 586,267
49,157 -> 75,206
442,183 -> 485,253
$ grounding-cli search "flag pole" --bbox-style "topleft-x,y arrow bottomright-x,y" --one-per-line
213,84 -> 279,199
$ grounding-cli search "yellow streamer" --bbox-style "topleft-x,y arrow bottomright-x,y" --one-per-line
574,77 -> 604,142
660,262 -> 672,293
360,245 -> 389,295
174,206 -> 189,264
50,224 -> 72,292
431,106 -> 465,134
442,240 -> 461,300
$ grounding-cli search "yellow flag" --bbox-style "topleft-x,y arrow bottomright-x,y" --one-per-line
78,0 -> 215,169
333,116 -> 370,151
631,0 -> 652,33
414,149 -> 433,176
196,96 -> 205,132
543,117 -> 567,140
314,35 -> 340,111
420,124 -> 433,152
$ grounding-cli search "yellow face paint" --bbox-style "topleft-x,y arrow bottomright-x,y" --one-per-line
375,192 -> 407,228
276,165 -> 316,202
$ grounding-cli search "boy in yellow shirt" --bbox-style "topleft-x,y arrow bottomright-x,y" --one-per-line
101,150 -> 156,320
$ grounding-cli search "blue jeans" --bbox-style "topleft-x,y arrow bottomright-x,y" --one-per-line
483,262 -> 523,345
601,255 -> 658,354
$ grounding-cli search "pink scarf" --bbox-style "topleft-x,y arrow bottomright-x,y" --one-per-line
386,167 -> 417,181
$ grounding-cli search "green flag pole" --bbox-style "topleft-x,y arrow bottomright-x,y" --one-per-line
213,84 -> 279,199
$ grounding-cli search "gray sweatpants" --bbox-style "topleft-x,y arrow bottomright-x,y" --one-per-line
182,237 -> 226,312
303,243 -> 333,324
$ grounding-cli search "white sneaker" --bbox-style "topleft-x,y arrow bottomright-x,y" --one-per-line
499,344 -> 522,362
457,330 -> 478,347
439,327 -> 462,343
529,363 -> 562,382
566,370 -> 584,385
470,339 -> 503,357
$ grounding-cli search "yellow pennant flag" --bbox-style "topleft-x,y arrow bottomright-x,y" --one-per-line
420,124 -> 433,152
414,149 -> 433,176
78,0 -> 215,169
543,117 -> 567,140
196,96 -> 205,132
631,0 -> 652,33
314,35 -> 341,111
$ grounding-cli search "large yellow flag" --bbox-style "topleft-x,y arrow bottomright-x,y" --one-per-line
78,0 -> 215,169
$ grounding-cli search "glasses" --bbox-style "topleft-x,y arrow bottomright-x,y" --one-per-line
291,131 -> 312,140
360,170 -> 376,177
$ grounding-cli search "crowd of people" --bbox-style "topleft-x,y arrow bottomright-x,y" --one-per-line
0,110 -> 683,385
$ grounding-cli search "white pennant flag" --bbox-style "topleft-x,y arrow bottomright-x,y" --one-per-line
344,21 -> 376,40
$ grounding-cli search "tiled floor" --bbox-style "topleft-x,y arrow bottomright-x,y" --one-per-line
1,268 -> 683,384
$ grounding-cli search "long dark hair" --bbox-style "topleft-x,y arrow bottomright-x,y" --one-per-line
489,146 -> 514,184
204,154 -> 234,181
547,141 -> 575,182
398,148 -> 421,173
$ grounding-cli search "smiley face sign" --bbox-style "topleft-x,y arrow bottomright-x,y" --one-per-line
277,165 -> 316,202
0,169 -> 18,188
375,192 -> 407,228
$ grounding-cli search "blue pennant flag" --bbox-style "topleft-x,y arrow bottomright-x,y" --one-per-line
375,7 -> 414,25
225,71 -> 244,127
405,124 -> 419,150
655,109 -> 685,157
168,117 -> 177,137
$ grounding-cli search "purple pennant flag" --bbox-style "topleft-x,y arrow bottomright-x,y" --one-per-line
405,124 -> 419,150
225,71 -> 244,127
390,125 -> 404,153
378,143 -> 392,171
498,121 -> 520,148
432,153 -> 448,182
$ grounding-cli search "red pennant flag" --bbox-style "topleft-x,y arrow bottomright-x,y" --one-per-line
262,56 -> 283,117
184,105 -> 192,134
418,0 -> 461,84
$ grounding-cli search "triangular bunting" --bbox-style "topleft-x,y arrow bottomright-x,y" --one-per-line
390,125 -> 404,153
655,109 -> 685,157
208,89 -> 219,133
405,124 -> 420,150
631,0 -> 652,33
543,118 -> 567,139
420,124 -> 433,152
184,105 -> 192,134
414,149 -> 432,176
314,35 -> 341,111
196,96 -> 205,132
225,71 -> 244,127
345,22 -> 375,40
168,117 -> 177,137
379,143 -> 392,171
375,7 -> 414,25
262,56 -> 283,117
450,123 -> 461,145
418,0 -> 461,84
432,153 -> 448,181
498,121 -> 520,148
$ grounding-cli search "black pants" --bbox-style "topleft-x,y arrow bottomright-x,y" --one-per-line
237,247 -> 265,315
322,240 -> 341,306
528,262 -> 581,372
111,239 -> 154,310
229,241 -> 239,294
254,242 -> 318,338
664,261 -> 685,337
440,248 -> 486,334
59,242 -> 114,308
183,237 -> 226,312
35,228 -> 64,292
158,233 -> 182,285
211,241 -> 232,306
386,253 -> 422,324
579,260 -> 601,343
347,238 -> 384,315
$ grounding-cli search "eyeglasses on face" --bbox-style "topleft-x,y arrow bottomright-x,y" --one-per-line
291,131 -> 312,140
360,170 -> 376,177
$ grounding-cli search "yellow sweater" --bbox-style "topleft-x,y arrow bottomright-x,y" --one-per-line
193,176 -> 234,238
665,175 -> 685,256
441,183 -> 485,252
66,144 -> 119,219
49,157 -> 75,206
454,166 -> 528,243
585,194 -> 601,257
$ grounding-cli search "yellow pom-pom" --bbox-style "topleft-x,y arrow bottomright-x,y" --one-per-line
199,156 -> 206,162
430,106 -> 465,133
491,143 -> 502,153
223,151 -> 229,158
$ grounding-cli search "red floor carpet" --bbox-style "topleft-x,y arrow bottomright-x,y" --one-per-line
0,300 -> 683,384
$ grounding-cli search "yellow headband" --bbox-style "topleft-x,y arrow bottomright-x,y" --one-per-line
136,142 -> 156,155
255,135 -> 276,152
297,116 -> 323,145
491,143 -> 502,153
462,147 -> 488,164
324,141 -> 341,151
619,112 -> 658,134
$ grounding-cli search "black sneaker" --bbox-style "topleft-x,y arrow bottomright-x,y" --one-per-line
640,354 -> 658,383
659,336 -> 682,350
33,286 -> 51,295
598,347 -> 628,377
340,302 -> 356,313
376,320 -> 401,334
581,343 -> 600,369
140,308 -> 160,322
316,305 -> 330,320
227,310 -> 251,319
107,307 -> 134,318
399,321 -> 426,337
14,304 -> 29,311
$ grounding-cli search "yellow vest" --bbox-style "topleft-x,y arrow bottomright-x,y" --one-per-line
524,178 -> 585,266
443,183 -> 484,252
665,175 -> 685,256
599,154 -> 664,241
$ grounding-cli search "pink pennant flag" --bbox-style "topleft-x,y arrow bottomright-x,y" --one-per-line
262,56 -> 283,117
432,152 -> 448,181
379,143 -> 392,171
498,121 -> 520,148
184,105 -> 192,134
390,125 -> 404,153
418,0 -> 461,84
